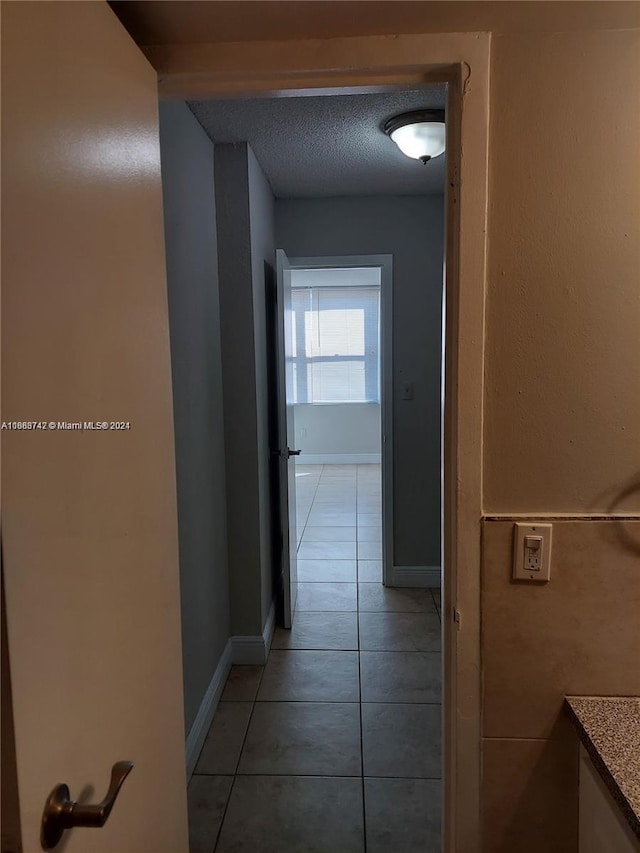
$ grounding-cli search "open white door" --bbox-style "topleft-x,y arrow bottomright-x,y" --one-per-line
275,250 -> 299,629
2,4 -> 188,852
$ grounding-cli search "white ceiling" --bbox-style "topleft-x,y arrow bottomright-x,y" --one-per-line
188,85 -> 447,199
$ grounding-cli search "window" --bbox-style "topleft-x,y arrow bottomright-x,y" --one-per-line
291,279 -> 380,404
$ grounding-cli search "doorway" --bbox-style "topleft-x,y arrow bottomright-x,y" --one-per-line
285,255 -> 392,588
157,30 -> 490,851
184,86 -> 446,846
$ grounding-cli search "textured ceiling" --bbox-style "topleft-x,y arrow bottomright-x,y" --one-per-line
189,86 -> 447,198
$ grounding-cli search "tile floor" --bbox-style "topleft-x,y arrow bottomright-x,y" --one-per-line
188,464 -> 442,852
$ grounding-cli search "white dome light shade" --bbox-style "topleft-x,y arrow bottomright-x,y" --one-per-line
390,122 -> 446,161
383,110 -> 446,164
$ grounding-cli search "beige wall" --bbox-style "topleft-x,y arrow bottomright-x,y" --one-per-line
481,519 -> 640,851
484,29 -> 640,514
111,1 -> 640,45
481,24 -> 640,851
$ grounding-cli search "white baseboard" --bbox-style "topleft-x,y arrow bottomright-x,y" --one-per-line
298,453 -> 381,465
231,601 -> 276,665
185,603 -> 277,777
185,638 -> 233,778
388,566 -> 441,588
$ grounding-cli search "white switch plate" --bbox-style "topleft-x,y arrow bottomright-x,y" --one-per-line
513,522 -> 552,582
401,381 -> 414,400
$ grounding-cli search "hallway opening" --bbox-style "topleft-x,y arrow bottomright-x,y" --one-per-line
189,464 -> 442,851
166,84 -> 447,851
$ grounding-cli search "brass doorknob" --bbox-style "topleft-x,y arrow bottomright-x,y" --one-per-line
41,761 -> 134,849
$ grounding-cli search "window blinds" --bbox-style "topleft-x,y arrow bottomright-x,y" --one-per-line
291,285 -> 380,404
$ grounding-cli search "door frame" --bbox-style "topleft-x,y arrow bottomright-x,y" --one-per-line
287,254 -> 393,586
154,31 -> 490,851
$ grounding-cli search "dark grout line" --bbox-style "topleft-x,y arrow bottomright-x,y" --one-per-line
355,464 -> 368,853
194,771 -> 443,780
212,661 -> 268,849
274,645 -> 440,653
295,463 -> 324,550
250,699 -> 443,706
212,772 -> 236,852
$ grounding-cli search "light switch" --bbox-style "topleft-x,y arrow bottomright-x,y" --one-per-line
513,523 -> 552,582
401,381 -> 414,400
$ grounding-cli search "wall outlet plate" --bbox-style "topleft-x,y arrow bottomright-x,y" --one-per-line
513,522 -> 552,582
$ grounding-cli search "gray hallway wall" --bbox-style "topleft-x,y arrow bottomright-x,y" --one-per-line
276,195 -> 445,568
159,101 -> 230,735
247,147 -> 278,627
215,142 -> 277,637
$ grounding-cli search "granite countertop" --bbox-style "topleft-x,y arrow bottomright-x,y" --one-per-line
565,695 -> 640,839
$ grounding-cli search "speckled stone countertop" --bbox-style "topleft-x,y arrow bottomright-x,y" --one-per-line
565,696 -> 640,838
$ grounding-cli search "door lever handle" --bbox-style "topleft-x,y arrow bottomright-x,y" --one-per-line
287,449 -> 302,457
41,761 -> 134,849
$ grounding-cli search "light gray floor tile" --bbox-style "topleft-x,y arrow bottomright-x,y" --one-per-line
272,612 -> 358,651
297,559 -> 357,583
313,494 -> 356,504
360,651 -> 441,702
295,464 -> 323,475
358,541 -> 383,560
358,504 -> 381,516
357,560 -> 383,582
221,666 -> 264,702
364,778 -> 441,853
297,500 -> 313,511
358,584 -> 436,613
216,776 -> 365,853
257,650 -> 360,701
362,703 -> 441,778
302,526 -> 357,542
238,702 -> 362,776
359,612 -> 441,652
187,774 -> 233,853
357,513 -> 381,527
298,541 -> 357,559
356,525 -> 382,542
310,506 -> 357,517
297,582 -> 357,611
195,702 -> 253,775
307,512 -> 357,526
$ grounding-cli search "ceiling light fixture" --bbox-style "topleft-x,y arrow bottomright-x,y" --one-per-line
383,110 -> 446,164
